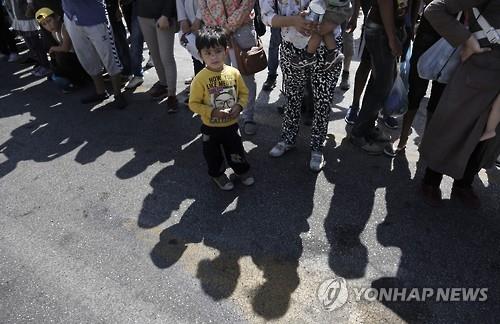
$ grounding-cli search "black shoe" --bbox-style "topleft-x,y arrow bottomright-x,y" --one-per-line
350,134 -> 384,155
81,91 -> 109,104
262,74 -> 277,91
112,94 -> 127,110
322,50 -> 344,71
451,186 -> 481,209
344,105 -> 359,124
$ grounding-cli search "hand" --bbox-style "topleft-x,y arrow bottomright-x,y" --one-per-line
345,16 -> 357,33
191,19 -> 201,33
25,3 -> 35,17
211,109 -> 230,119
156,16 -> 170,30
229,104 -> 242,118
388,37 -> 402,57
180,20 -> 190,34
460,35 -> 491,62
294,12 -> 314,36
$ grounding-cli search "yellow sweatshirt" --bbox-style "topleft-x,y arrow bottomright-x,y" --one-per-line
189,65 -> 249,127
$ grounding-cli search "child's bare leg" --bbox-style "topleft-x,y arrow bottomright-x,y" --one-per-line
480,93 -> 500,141
307,33 -> 322,54
320,20 -> 337,50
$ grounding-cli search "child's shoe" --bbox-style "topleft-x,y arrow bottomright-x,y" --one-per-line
212,174 -> 234,191
322,50 -> 344,71
291,51 -> 316,68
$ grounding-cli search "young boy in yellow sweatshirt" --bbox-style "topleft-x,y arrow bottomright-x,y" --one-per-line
189,26 -> 254,191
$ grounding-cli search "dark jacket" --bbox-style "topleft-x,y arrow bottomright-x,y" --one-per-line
419,0 -> 500,179
137,0 -> 176,19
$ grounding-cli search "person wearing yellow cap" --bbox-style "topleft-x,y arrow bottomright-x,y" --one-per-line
35,7 -> 88,92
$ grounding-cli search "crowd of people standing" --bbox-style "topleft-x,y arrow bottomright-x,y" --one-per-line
0,0 -> 499,208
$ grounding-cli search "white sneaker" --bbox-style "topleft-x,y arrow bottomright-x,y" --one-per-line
8,53 -> 19,62
125,76 -> 144,89
309,151 -> 325,172
145,56 -> 154,68
269,141 -> 294,157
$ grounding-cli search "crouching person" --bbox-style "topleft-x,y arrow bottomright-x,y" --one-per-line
35,7 -> 88,92
189,26 -> 255,191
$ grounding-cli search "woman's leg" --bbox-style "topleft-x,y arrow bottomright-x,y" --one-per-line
480,93 -> 500,141
279,42 -> 308,146
156,27 -> 177,96
138,17 -> 167,86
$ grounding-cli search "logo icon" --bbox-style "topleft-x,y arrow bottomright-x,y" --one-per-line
317,277 -> 348,311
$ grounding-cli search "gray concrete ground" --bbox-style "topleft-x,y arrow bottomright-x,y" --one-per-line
1,24 -> 499,324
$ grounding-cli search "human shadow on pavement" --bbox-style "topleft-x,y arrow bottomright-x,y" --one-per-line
323,137 -> 393,279
372,154 -> 500,322
146,133 -> 321,320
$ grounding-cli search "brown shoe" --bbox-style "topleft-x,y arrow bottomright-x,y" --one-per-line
166,96 -> 178,113
420,183 -> 443,207
148,83 -> 168,99
451,186 -> 481,209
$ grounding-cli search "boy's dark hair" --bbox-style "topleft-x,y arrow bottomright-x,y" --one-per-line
195,26 -> 228,51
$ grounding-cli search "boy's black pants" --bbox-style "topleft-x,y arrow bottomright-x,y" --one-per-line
201,123 -> 250,177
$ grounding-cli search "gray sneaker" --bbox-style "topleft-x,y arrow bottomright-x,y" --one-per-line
269,141 -> 295,157
350,134 -> 384,155
309,151 -> 325,172
212,175 -> 234,191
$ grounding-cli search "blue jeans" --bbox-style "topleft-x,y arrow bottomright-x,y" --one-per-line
128,1 -> 144,77
353,24 -> 403,138
267,27 -> 282,77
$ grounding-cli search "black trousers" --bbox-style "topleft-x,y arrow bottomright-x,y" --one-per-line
0,8 -> 18,55
424,140 -> 492,188
201,123 -> 250,177
407,16 -> 446,121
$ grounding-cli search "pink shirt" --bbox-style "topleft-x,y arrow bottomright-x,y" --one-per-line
199,0 -> 255,32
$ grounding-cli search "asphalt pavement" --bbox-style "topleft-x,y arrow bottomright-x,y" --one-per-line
1,26 -> 499,324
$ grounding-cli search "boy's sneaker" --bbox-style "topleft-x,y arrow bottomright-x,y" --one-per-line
339,71 -> 350,90
344,105 -> 359,124
322,50 -> 344,71
145,56 -> 154,69
350,134 -> 384,155
125,76 -> 144,89
32,66 -> 51,77
212,174 -> 234,191
309,151 -> 325,172
292,52 -> 316,68
81,91 -> 110,104
383,115 -> 399,129
237,172 -> 255,186
269,141 -> 295,157
496,156 -> 500,168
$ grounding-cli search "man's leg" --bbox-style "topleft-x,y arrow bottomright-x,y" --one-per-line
262,27 -> 281,91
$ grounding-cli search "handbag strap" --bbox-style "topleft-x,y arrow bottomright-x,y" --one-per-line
472,7 -> 500,44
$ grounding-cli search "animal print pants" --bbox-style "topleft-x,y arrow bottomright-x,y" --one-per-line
279,38 -> 342,152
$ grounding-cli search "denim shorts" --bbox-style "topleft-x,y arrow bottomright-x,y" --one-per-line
324,2 -> 353,25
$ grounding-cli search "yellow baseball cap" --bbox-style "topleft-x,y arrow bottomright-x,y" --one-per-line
35,7 -> 55,23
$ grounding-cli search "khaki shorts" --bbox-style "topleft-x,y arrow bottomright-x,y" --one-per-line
324,3 -> 353,25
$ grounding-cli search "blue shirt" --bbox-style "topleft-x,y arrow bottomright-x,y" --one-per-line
62,0 -> 108,26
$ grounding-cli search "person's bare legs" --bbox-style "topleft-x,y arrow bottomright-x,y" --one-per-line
480,93 -> 500,141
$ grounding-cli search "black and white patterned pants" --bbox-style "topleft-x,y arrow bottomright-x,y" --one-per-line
279,38 -> 342,152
